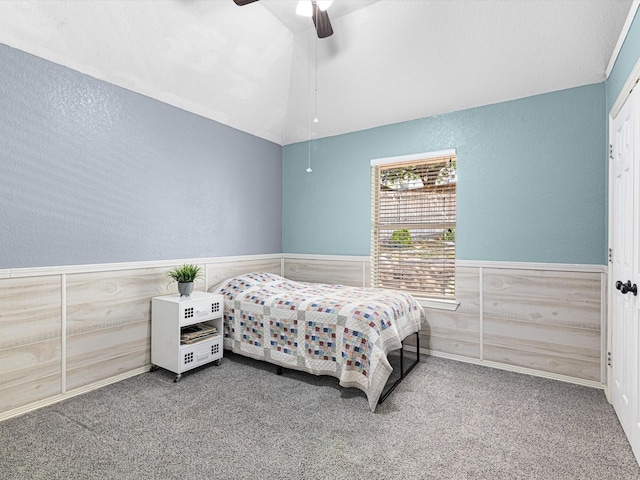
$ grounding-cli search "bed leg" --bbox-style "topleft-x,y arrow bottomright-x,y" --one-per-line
276,365 -> 283,375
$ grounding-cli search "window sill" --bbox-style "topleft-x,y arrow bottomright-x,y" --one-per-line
414,297 -> 460,311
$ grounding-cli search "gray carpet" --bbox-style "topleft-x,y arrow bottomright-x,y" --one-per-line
1,353 -> 639,480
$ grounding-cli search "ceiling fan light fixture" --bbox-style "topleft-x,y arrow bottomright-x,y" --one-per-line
296,0 -> 332,17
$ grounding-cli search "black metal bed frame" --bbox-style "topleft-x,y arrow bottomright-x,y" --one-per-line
378,331 -> 420,403
275,331 -> 420,404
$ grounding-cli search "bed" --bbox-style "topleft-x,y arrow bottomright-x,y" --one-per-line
211,272 -> 425,411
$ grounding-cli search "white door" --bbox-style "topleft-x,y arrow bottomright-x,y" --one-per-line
610,83 -> 640,461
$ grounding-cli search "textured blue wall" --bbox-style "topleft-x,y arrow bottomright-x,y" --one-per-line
607,8 -> 640,111
0,44 -> 282,268
283,83 -> 607,265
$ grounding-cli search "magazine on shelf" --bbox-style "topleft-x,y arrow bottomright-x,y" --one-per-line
180,322 -> 218,344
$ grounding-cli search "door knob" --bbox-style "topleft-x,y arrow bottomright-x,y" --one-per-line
617,280 -> 638,296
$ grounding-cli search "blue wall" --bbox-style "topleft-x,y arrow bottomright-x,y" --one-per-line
7,12 -> 637,270
283,83 -> 607,265
0,44 -> 282,268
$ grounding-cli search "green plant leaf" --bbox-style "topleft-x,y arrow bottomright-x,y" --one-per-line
167,264 -> 202,283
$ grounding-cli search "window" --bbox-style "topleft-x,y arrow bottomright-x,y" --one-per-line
371,151 -> 456,300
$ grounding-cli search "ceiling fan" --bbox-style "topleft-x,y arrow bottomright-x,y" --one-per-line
232,0 -> 334,38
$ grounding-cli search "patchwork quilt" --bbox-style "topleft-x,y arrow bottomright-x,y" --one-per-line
212,272 -> 425,411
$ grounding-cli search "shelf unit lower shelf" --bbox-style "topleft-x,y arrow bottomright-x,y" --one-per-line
178,334 -> 223,373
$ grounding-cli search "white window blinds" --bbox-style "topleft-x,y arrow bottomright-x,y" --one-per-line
371,154 -> 457,299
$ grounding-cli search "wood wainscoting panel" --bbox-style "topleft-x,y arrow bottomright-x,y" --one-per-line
482,269 -> 601,329
206,258 -> 282,290
483,319 -> 600,381
419,310 -> 481,358
65,267 -> 170,390
0,276 -> 62,412
452,266 -> 481,316
420,266 -> 481,358
283,257 -> 367,287
482,268 -> 602,382
0,256 -> 608,419
66,322 -> 150,390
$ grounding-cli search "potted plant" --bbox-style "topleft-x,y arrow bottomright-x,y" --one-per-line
167,264 -> 202,297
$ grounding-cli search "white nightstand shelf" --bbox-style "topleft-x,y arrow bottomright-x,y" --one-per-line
151,291 -> 223,382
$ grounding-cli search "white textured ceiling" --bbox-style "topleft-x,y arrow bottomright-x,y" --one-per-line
0,0 -> 633,145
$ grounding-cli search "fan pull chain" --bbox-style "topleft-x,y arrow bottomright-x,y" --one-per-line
314,35 -> 319,124
307,20 -> 313,173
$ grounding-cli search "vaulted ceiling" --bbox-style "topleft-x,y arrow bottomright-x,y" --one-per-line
0,0 -> 633,145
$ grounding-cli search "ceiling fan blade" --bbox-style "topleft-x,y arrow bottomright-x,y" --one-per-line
312,2 -> 333,38
233,0 -> 259,5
